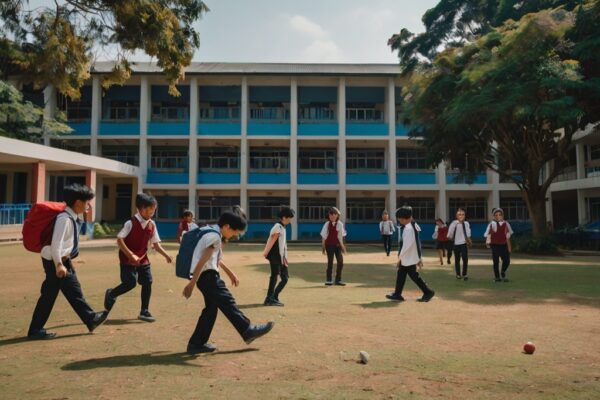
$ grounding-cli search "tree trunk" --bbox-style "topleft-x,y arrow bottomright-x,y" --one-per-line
523,189 -> 549,237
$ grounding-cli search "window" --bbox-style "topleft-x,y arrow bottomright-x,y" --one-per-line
346,106 -> 383,122
249,197 -> 290,221
397,149 -> 428,170
102,146 -> 139,166
347,198 -> 385,222
448,198 -> 487,221
500,198 -> 529,221
346,149 -> 385,170
59,96 -> 91,121
199,148 -> 240,170
154,196 -> 188,220
588,197 -> 600,222
199,104 -> 240,120
250,104 -> 290,120
150,147 -> 188,170
298,149 -> 336,171
590,144 -> 600,161
250,149 -> 289,170
397,197 -> 435,221
299,106 -> 335,121
198,196 -> 241,222
106,101 -> 139,120
151,103 -> 189,120
299,198 -> 337,221
50,140 -> 90,155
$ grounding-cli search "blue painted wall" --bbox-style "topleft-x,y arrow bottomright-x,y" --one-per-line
396,172 -> 436,184
346,122 -> 388,136
297,173 -> 338,185
446,173 -> 488,184
146,171 -> 189,184
155,222 -> 178,239
248,122 -> 290,136
67,122 -> 91,136
298,123 -> 338,136
244,223 -> 292,240
148,121 -> 189,136
347,173 -> 388,185
198,122 -> 241,136
396,124 -> 410,136
248,173 -> 290,184
297,223 -> 326,240
197,172 -> 241,184
99,122 -> 140,136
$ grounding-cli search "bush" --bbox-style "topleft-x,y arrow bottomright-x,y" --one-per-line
512,233 -> 562,255
93,222 -> 120,239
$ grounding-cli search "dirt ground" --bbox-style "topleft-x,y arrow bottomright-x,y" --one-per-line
1,242 -> 599,400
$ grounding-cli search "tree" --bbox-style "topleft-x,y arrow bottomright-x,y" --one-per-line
0,0 -> 209,100
395,4 -> 600,237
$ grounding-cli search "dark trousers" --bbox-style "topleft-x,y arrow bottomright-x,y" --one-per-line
454,244 -> 469,276
491,244 -> 510,279
394,264 -> 433,296
110,264 -> 153,311
266,256 -> 288,300
28,258 -> 95,335
189,270 -> 251,346
446,242 -> 453,263
382,235 -> 392,255
325,244 -> 344,282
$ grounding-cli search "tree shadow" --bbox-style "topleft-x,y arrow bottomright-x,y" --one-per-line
0,333 -> 90,348
104,318 -> 144,326
357,301 -> 403,309
238,303 -> 266,310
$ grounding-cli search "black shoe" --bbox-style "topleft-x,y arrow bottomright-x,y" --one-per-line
385,293 -> 405,301
187,342 -> 217,354
27,329 -> 56,340
264,298 -> 284,307
417,291 -> 435,302
447,260 -> 451,265
104,288 -> 116,312
138,310 -> 156,322
463,276 -> 469,281
87,311 -> 108,333
242,322 -> 274,344
334,281 -> 346,286
494,278 -> 502,282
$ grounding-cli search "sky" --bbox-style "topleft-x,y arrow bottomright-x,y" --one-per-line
25,0 -> 440,64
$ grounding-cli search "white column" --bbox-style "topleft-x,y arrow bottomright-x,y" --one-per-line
437,161 -> 448,220
139,76 -> 150,187
337,77 -> 347,217
189,77 -> 199,214
90,76 -> 101,156
490,170 -> 500,212
575,143 -> 586,180
240,77 -> 249,212
43,84 -> 56,146
577,189 -> 587,225
96,176 -> 103,222
290,77 -> 299,240
387,78 -> 396,214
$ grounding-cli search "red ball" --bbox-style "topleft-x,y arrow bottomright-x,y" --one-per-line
523,342 -> 536,354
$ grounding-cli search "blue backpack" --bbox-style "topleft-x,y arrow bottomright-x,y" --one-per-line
175,226 -> 220,279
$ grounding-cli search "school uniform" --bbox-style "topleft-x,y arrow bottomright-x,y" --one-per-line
379,220 -> 396,256
392,222 -> 434,298
177,220 -> 198,241
28,207 -> 100,336
265,222 -> 289,302
448,220 -> 471,278
433,224 -> 452,263
484,220 -> 513,280
109,213 -> 161,312
188,226 -> 251,347
320,220 -> 345,283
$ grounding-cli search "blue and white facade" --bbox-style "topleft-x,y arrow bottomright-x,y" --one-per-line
8,62 -> 599,240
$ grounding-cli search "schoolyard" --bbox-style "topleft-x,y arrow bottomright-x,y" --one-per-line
0,241 -> 599,400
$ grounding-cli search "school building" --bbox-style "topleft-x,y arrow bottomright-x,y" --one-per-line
2,62 -> 599,240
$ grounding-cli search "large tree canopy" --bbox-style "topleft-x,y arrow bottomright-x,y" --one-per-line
0,0 -> 209,99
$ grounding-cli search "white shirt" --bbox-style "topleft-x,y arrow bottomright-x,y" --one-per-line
117,213 -> 161,244
320,221 -> 345,244
379,220 -> 396,235
269,223 -> 287,260
41,207 -> 81,264
399,222 -> 421,266
484,220 -> 513,238
190,225 -> 222,275
448,220 -> 471,245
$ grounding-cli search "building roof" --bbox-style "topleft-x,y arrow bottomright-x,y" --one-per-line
91,61 -> 402,76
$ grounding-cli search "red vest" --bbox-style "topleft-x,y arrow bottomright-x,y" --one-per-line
119,217 -> 155,265
325,222 -> 340,245
490,222 -> 508,245
437,226 -> 449,242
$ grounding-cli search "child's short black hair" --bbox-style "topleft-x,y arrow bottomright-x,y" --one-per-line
136,193 -> 157,209
278,206 -> 295,219
218,205 -> 247,231
396,206 -> 413,219
182,209 -> 194,218
63,184 -> 94,207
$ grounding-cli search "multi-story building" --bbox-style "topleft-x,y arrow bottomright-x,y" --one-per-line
4,62 -> 599,240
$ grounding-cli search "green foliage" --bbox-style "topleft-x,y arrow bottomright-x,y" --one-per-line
512,233 -> 561,255
93,222 -> 120,239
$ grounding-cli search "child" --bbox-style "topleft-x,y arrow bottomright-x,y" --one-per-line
176,209 -> 199,243
262,207 -> 295,306
183,206 -> 274,354
447,208 -> 472,281
432,218 -> 450,265
379,210 -> 396,256
104,193 -> 172,322
484,208 -> 513,282
28,184 -> 108,339
320,207 -> 347,286
386,206 -> 435,302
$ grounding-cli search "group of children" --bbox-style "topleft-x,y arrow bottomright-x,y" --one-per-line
26,183 -> 512,354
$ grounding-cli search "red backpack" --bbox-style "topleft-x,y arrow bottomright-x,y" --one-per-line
22,202 -> 67,253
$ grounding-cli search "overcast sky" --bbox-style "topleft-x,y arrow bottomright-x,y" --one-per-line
26,0 -> 439,64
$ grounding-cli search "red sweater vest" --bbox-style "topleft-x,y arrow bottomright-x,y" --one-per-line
490,222 -> 508,245
325,222 -> 340,246
119,217 -> 155,265
437,226 -> 449,242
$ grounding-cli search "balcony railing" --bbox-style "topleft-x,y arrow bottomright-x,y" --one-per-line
586,159 -> 600,178
346,108 -> 383,122
250,107 -> 290,121
554,165 -> 577,182
200,107 -> 240,121
299,107 -> 335,121
0,203 -> 31,225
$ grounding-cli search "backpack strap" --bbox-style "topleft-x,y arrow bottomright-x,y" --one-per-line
412,221 -> 422,260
